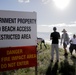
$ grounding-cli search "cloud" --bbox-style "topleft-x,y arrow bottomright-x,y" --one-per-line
73,21 -> 76,24
42,0 -> 50,4
37,22 -> 76,33
40,23 -> 76,27
18,0 -> 30,3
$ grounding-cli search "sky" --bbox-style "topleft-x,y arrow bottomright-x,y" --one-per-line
0,0 -> 76,33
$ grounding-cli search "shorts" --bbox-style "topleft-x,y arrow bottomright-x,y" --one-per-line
63,42 -> 67,48
69,44 -> 76,51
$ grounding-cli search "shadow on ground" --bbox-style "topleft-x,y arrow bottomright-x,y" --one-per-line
46,58 -> 76,75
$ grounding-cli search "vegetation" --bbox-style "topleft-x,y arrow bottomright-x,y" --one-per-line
0,43 -> 76,75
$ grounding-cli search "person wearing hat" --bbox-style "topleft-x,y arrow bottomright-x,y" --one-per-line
50,27 -> 60,62
61,29 -> 69,57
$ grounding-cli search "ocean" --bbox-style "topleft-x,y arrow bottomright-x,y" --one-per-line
37,32 -> 73,41
37,32 -> 50,41
37,31 -> 75,48
37,25 -> 76,42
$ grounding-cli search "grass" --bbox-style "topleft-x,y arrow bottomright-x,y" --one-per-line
37,43 -> 76,75
0,43 -> 76,75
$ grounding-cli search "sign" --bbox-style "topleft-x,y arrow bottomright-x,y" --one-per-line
0,10 -> 37,47
0,46 -> 37,71
0,10 -> 37,71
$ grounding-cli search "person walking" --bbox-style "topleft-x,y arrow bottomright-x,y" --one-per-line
69,34 -> 76,56
61,29 -> 69,57
50,27 -> 60,62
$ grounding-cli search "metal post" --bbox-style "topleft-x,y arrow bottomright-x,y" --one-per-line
35,66 -> 37,75
75,61 -> 76,75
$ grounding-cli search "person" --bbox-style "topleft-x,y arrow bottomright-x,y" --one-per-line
69,34 -> 76,56
37,37 -> 47,49
61,29 -> 69,57
50,27 -> 60,62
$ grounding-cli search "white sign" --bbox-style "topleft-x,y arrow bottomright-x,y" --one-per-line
0,10 -> 37,47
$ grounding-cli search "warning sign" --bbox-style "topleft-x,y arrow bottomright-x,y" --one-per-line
0,46 -> 37,71
0,10 -> 37,71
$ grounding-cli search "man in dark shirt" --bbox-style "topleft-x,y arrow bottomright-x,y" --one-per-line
50,27 -> 60,62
